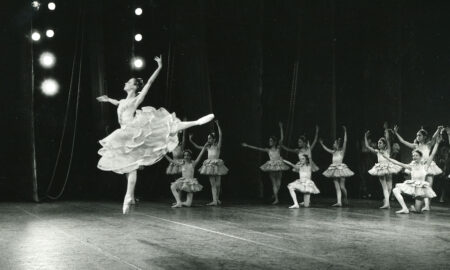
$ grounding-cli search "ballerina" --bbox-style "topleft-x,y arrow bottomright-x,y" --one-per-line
166,145 -> 208,208
320,126 -> 354,206
283,157 -> 320,208
96,56 -> 214,214
393,125 -> 443,211
242,122 -> 289,204
382,136 -> 441,214
166,127 -> 186,178
281,125 -> 320,173
365,126 -> 402,209
189,120 -> 229,206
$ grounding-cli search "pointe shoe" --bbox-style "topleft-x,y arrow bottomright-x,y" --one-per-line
207,201 -> 218,206
289,204 -> 300,209
396,208 -> 410,214
332,202 -> 342,207
196,114 -> 214,125
172,203 -> 182,208
379,204 -> 390,209
182,201 -> 192,207
123,197 -> 133,214
421,206 -> 430,212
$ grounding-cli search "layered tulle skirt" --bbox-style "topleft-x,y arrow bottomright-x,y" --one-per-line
199,159 -> 229,176
288,179 -> 320,194
166,159 -> 183,175
368,162 -> 402,176
260,160 -> 290,172
293,161 -> 319,173
395,180 -> 437,199
172,177 -> 203,193
323,163 -> 354,178
98,107 -> 180,174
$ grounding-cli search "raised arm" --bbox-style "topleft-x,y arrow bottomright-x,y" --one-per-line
97,95 -> 120,106
393,125 -> 415,149
241,143 -> 268,153
446,127 -> 450,144
216,120 -> 223,148
189,134 -> 203,150
427,136 -> 442,167
430,126 -> 444,146
364,131 -> 377,153
282,159 -> 296,167
279,122 -> 284,146
342,126 -> 348,154
384,125 -> 391,154
319,139 -> 334,154
135,55 -> 163,106
310,125 -> 319,149
164,154 -> 174,163
381,152 -> 410,170
280,144 -> 299,153
193,144 -> 208,166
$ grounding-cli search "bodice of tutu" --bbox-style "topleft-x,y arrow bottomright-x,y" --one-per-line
207,145 -> 220,159
298,165 -> 312,180
410,163 -> 427,182
181,162 -> 195,178
268,148 -> 282,160
415,144 -> 431,160
332,151 -> 344,164
298,147 -> 312,159
117,98 -> 137,126
172,145 -> 183,159
376,150 -> 390,163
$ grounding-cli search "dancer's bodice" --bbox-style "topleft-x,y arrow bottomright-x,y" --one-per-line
268,148 -> 282,160
117,98 -> 137,126
332,151 -> 344,164
410,163 -> 427,182
416,144 -> 431,160
207,145 -> 220,159
181,162 -> 195,178
376,149 -> 390,163
298,165 -> 312,180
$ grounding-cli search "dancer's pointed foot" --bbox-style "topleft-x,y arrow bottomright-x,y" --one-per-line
409,205 -> 418,212
396,208 -> 410,214
207,201 -> 218,206
217,199 -> 222,205
421,206 -> 430,212
380,204 -> 390,209
123,196 -> 133,214
332,202 -> 342,207
171,203 -> 182,208
289,204 -> 299,209
196,114 -> 214,126
182,201 -> 192,207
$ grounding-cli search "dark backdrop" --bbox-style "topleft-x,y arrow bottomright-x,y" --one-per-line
2,0 -> 450,202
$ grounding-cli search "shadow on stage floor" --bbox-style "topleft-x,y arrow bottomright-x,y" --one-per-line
1,199 -> 449,270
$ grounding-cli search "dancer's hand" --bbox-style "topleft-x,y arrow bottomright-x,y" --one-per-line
365,130 -> 370,137
189,134 -> 194,140
383,121 -> 389,130
315,125 -> 319,133
342,125 -> 347,131
241,143 -> 248,147
154,55 -> 162,67
96,95 -> 108,102
393,125 -> 399,133
436,135 -> 443,144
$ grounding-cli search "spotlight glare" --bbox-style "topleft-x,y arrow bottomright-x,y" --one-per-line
46,29 -> 55,38
41,79 -> 59,96
132,57 -> 145,70
39,52 -> 56,68
134,34 -> 143,42
135,8 -> 143,16
31,1 -> 41,10
31,31 -> 41,41
48,2 -> 56,10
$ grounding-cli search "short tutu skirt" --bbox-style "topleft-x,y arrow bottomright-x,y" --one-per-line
287,179 -> 320,194
404,161 -> 443,176
199,159 -> 229,176
368,162 -> 402,176
260,160 -> 290,172
293,160 -> 319,173
166,159 -> 183,175
322,163 -> 354,178
172,177 -> 203,193
98,107 -> 180,174
395,180 -> 437,199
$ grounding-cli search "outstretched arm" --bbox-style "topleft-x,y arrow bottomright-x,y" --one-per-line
241,143 -> 268,153
189,134 -> 203,150
381,152 -> 411,170
194,144 -> 208,166
364,131 -> 377,153
393,125 -> 415,149
282,159 -> 296,167
216,120 -> 223,148
342,126 -> 348,155
310,125 -> 319,149
97,95 -> 120,106
319,139 -> 334,154
135,55 -> 163,106
427,136 -> 442,167
281,144 -> 299,153
384,125 -> 391,154
181,128 -> 187,150
164,155 -> 174,163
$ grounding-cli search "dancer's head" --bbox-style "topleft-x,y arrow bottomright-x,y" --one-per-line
297,135 -> 307,148
298,154 -> 310,166
333,138 -> 343,150
269,136 -> 278,147
392,143 -> 400,154
124,78 -> 144,94
415,127 -> 428,144
412,149 -> 423,162
183,149 -> 193,161
207,132 -> 216,144
377,137 -> 387,150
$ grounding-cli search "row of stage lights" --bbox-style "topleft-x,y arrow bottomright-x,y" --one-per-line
31,1 -> 59,96
131,7 -> 145,70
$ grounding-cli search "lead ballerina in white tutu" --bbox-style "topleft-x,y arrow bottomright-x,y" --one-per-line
320,126 -> 354,207
96,56 -> 214,214
393,125 -> 443,211
382,136 -> 441,214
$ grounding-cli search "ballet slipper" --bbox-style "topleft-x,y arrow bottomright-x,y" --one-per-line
207,201 -> 218,206
332,202 -> 342,207
396,208 -> 410,214
182,201 -> 192,207
380,204 -> 390,209
421,206 -> 430,212
289,204 -> 299,209
171,203 -> 182,208
123,196 -> 133,214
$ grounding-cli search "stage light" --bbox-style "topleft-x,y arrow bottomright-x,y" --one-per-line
39,52 -> 56,68
134,34 -> 142,42
135,8 -> 143,16
31,1 -> 41,10
48,2 -> 56,10
31,31 -> 41,41
46,29 -> 55,38
131,57 -> 145,70
41,79 -> 59,96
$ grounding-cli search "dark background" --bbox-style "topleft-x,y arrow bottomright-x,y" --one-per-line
1,0 -> 449,202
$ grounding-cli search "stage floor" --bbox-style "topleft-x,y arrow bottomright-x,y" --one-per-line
1,199 -> 449,270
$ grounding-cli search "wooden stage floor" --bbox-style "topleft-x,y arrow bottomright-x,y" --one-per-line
1,199 -> 449,270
